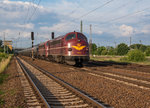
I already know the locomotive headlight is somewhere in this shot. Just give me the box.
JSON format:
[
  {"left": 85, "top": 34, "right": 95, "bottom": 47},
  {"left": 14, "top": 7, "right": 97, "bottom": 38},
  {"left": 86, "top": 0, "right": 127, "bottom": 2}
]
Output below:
[
  {"left": 68, "top": 43, "right": 72, "bottom": 56},
  {"left": 68, "top": 43, "right": 72, "bottom": 51},
  {"left": 68, "top": 43, "right": 71, "bottom": 48},
  {"left": 68, "top": 48, "right": 72, "bottom": 51}
]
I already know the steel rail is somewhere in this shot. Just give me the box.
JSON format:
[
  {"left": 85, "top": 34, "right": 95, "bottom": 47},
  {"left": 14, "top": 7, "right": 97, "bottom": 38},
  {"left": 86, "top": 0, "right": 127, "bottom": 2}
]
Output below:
[{"left": 16, "top": 57, "right": 51, "bottom": 108}]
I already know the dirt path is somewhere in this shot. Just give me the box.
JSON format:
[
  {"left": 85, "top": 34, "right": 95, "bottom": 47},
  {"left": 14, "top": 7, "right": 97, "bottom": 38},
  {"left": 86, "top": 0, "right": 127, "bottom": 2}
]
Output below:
[{"left": 0, "top": 57, "right": 27, "bottom": 108}]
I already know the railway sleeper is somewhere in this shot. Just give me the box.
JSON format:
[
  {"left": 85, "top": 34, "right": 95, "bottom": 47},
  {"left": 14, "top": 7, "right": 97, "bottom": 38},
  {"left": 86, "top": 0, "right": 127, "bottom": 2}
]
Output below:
[
  {"left": 50, "top": 104, "right": 91, "bottom": 108},
  {"left": 47, "top": 100, "right": 84, "bottom": 106},
  {"left": 43, "top": 93, "right": 73, "bottom": 96},
  {"left": 46, "top": 95, "right": 77, "bottom": 99},
  {"left": 45, "top": 97, "right": 80, "bottom": 102}
]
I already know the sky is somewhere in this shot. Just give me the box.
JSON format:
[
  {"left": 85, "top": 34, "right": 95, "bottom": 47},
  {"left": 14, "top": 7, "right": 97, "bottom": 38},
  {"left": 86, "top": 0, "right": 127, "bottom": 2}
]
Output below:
[{"left": 0, "top": 0, "right": 150, "bottom": 48}]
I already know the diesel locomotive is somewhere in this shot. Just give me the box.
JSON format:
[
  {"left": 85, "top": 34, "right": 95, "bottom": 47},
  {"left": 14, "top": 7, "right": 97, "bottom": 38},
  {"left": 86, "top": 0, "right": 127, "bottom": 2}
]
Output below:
[{"left": 19, "top": 31, "right": 89, "bottom": 66}]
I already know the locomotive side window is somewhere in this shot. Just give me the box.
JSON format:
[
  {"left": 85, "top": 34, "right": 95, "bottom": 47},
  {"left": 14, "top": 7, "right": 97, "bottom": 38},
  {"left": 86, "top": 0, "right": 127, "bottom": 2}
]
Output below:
[
  {"left": 65, "top": 34, "right": 76, "bottom": 41},
  {"left": 46, "top": 42, "right": 49, "bottom": 46},
  {"left": 77, "top": 33, "right": 87, "bottom": 41},
  {"left": 51, "top": 40, "right": 61, "bottom": 45}
]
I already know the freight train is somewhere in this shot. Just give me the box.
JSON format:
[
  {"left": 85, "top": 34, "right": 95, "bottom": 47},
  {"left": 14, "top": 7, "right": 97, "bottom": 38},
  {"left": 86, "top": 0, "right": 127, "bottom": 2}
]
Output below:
[{"left": 19, "top": 31, "right": 89, "bottom": 66}]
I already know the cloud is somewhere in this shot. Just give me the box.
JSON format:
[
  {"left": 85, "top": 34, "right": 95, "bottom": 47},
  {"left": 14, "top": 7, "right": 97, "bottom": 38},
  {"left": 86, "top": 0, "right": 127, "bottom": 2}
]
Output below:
[
  {"left": 14, "top": 23, "right": 34, "bottom": 29},
  {"left": 40, "top": 20, "right": 80, "bottom": 35},
  {"left": 92, "top": 27, "right": 103, "bottom": 35},
  {"left": 141, "top": 25, "right": 150, "bottom": 34},
  {"left": 0, "top": 0, "right": 59, "bottom": 37},
  {"left": 119, "top": 24, "right": 134, "bottom": 36},
  {"left": 0, "top": 0, "right": 150, "bottom": 47}
]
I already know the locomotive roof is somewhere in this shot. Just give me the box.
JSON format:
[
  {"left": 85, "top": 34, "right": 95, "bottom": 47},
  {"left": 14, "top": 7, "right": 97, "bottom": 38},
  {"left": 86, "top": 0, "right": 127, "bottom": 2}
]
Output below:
[
  {"left": 51, "top": 35, "right": 64, "bottom": 41},
  {"left": 48, "top": 31, "right": 82, "bottom": 42}
]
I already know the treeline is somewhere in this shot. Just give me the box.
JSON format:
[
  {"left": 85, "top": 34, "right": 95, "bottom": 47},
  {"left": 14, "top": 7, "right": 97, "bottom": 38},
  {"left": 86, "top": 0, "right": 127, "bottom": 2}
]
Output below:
[
  {"left": 0, "top": 40, "right": 13, "bottom": 54},
  {"left": 92, "top": 43, "right": 150, "bottom": 56}
]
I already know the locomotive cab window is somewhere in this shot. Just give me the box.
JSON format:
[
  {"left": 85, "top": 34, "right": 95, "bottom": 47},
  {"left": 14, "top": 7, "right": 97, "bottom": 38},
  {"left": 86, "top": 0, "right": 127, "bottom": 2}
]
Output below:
[
  {"left": 65, "top": 34, "right": 76, "bottom": 41},
  {"left": 77, "top": 33, "right": 87, "bottom": 41}
]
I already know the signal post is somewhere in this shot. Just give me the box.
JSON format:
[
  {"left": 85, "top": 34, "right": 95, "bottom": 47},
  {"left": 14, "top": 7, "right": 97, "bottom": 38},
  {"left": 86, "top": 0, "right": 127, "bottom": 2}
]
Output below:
[{"left": 31, "top": 32, "right": 34, "bottom": 61}]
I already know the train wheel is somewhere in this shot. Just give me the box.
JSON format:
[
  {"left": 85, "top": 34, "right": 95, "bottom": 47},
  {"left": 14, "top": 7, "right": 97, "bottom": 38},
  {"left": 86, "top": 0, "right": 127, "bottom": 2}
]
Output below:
[
  {"left": 61, "top": 56, "right": 65, "bottom": 64},
  {"left": 75, "top": 61, "right": 83, "bottom": 67}
]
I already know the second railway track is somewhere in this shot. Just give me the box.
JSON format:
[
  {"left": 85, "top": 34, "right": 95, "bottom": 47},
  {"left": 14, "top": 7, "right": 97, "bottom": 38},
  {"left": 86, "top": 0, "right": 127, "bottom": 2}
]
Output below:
[{"left": 16, "top": 57, "right": 110, "bottom": 108}]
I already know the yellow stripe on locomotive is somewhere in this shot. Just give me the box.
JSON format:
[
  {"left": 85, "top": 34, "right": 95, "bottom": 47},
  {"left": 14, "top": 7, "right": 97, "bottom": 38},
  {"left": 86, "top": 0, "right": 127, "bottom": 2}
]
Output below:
[{"left": 72, "top": 43, "right": 86, "bottom": 51}]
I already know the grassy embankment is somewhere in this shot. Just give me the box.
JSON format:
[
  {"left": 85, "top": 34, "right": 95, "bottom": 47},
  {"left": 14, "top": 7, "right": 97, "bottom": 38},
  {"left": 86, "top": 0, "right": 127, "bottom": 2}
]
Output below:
[
  {"left": 0, "top": 53, "right": 12, "bottom": 106},
  {"left": 90, "top": 55, "right": 150, "bottom": 65},
  {"left": 0, "top": 53, "right": 12, "bottom": 73}
]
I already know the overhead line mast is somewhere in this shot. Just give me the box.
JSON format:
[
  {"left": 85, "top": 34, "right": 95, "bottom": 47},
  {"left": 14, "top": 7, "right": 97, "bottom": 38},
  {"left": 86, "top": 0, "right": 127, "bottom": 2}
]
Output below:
[
  {"left": 80, "top": 20, "right": 83, "bottom": 33},
  {"left": 89, "top": 24, "right": 92, "bottom": 56},
  {"left": 3, "top": 32, "right": 5, "bottom": 53}
]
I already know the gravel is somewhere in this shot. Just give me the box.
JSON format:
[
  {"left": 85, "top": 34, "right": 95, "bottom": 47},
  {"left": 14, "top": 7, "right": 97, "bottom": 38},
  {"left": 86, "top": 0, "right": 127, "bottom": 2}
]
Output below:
[{"left": 22, "top": 56, "right": 150, "bottom": 108}]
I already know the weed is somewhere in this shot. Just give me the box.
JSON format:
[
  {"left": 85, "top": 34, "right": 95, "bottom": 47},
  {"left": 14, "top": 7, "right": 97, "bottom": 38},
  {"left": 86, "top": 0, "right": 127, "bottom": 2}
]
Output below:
[
  {"left": 0, "top": 98, "right": 5, "bottom": 105},
  {"left": 0, "top": 73, "right": 9, "bottom": 84},
  {"left": 10, "top": 89, "right": 16, "bottom": 96},
  {"left": 0, "top": 90, "right": 4, "bottom": 95},
  {"left": 0, "top": 56, "right": 12, "bottom": 73}
]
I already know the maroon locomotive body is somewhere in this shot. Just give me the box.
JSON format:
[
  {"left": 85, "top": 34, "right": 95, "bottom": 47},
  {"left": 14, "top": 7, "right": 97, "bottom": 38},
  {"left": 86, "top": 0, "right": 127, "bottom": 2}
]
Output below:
[{"left": 20, "top": 31, "right": 89, "bottom": 66}]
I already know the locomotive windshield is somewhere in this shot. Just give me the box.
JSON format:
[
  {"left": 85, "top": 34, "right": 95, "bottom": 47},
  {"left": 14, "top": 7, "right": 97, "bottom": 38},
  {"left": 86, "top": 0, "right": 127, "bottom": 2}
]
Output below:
[
  {"left": 77, "top": 33, "right": 87, "bottom": 41},
  {"left": 65, "top": 34, "right": 76, "bottom": 41}
]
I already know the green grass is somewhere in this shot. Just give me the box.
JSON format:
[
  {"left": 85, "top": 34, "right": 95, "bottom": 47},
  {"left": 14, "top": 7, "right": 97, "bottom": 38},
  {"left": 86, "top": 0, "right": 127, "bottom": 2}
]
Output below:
[
  {"left": 0, "top": 54, "right": 12, "bottom": 107},
  {"left": 0, "top": 53, "right": 9, "bottom": 59},
  {"left": 91, "top": 55, "right": 150, "bottom": 65},
  {"left": 0, "top": 53, "right": 10, "bottom": 62},
  {"left": 0, "top": 98, "right": 5, "bottom": 105},
  {"left": 90, "top": 55, "right": 122, "bottom": 62},
  {"left": 0, "top": 90, "right": 5, "bottom": 106},
  {"left": 0, "top": 90, "right": 4, "bottom": 95},
  {"left": 0, "top": 55, "right": 12, "bottom": 73}
]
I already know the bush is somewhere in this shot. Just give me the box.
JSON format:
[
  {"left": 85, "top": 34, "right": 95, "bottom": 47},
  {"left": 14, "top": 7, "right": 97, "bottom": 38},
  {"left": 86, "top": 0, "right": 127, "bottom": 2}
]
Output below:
[
  {"left": 108, "top": 48, "right": 116, "bottom": 55},
  {"left": 0, "top": 48, "right": 3, "bottom": 53},
  {"left": 101, "top": 50, "right": 107, "bottom": 55},
  {"left": 127, "top": 50, "right": 145, "bottom": 62},
  {"left": 145, "top": 47, "right": 150, "bottom": 56},
  {"left": 0, "top": 53, "right": 8, "bottom": 59}
]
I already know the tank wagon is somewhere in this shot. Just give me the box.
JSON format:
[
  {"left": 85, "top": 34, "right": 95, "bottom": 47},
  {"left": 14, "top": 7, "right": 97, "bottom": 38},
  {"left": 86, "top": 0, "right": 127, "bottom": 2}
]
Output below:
[{"left": 19, "top": 31, "right": 89, "bottom": 66}]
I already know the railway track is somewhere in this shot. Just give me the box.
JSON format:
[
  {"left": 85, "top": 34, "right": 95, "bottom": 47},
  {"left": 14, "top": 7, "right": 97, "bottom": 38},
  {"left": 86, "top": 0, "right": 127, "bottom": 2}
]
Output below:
[
  {"left": 79, "top": 67, "right": 150, "bottom": 90},
  {"left": 16, "top": 57, "right": 110, "bottom": 108},
  {"left": 21, "top": 56, "right": 150, "bottom": 90},
  {"left": 57, "top": 61, "right": 150, "bottom": 90}
]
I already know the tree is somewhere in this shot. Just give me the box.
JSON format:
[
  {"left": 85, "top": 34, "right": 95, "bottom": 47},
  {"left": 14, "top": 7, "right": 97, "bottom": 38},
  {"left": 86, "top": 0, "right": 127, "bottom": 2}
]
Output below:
[
  {"left": 130, "top": 44, "right": 142, "bottom": 49},
  {"left": 101, "top": 49, "right": 107, "bottom": 55},
  {"left": 92, "top": 43, "right": 97, "bottom": 55},
  {"left": 139, "top": 45, "right": 147, "bottom": 52},
  {"left": 107, "top": 47, "right": 116, "bottom": 55},
  {"left": 130, "top": 44, "right": 147, "bottom": 52},
  {"left": 0, "top": 47, "right": 3, "bottom": 52},
  {"left": 0, "top": 40, "right": 2, "bottom": 47},
  {"left": 97, "top": 46, "right": 106, "bottom": 55},
  {"left": 117, "top": 43, "right": 129, "bottom": 55}
]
